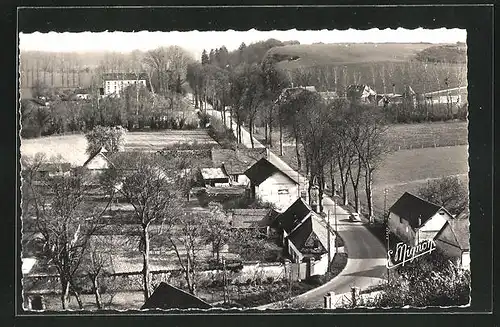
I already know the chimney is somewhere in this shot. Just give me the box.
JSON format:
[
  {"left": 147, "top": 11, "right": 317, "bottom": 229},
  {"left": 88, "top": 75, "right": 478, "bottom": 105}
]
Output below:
[{"left": 392, "top": 83, "right": 396, "bottom": 95}]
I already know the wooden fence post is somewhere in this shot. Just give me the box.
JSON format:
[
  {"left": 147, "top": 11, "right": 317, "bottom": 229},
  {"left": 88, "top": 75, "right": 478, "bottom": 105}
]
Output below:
[{"left": 351, "top": 287, "right": 360, "bottom": 308}]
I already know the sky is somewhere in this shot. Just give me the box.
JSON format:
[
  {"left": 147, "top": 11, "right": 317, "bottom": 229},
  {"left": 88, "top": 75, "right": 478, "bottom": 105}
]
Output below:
[{"left": 19, "top": 28, "right": 466, "bottom": 58}]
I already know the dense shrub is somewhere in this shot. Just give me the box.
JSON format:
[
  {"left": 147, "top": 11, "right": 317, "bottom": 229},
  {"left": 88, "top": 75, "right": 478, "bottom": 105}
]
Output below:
[{"left": 366, "top": 251, "right": 470, "bottom": 307}]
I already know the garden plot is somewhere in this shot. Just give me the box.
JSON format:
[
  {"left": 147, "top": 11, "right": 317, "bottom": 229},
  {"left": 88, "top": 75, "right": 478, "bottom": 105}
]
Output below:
[{"left": 20, "top": 129, "right": 218, "bottom": 165}]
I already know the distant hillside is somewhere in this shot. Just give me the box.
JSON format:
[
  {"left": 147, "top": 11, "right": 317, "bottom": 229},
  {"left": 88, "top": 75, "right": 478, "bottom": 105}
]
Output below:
[
  {"left": 263, "top": 43, "right": 467, "bottom": 94},
  {"left": 265, "top": 43, "right": 436, "bottom": 70},
  {"left": 415, "top": 44, "right": 467, "bottom": 63}
]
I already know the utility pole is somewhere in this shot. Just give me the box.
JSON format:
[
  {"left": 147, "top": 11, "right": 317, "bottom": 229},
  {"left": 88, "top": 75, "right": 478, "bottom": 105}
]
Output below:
[
  {"left": 334, "top": 202, "right": 338, "bottom": 254},
  {"left": 384, "top": 188, "right": 389, "bottom": 283},
  {"left": 327, "top": 210, "right": 331, "bottom": 272},
  {"left": 222, "top": 256, "right": 228, "bottom": 304}
]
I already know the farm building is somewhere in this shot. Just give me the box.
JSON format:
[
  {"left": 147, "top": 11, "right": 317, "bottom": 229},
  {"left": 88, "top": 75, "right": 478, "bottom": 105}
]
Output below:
[
  {"left": 434, "top": 207, "right": 470, "bottom": 270},
  {"left": 35, "top": 162, "right": 72, "bottom": 179},
  {"left": 200, "top": 167, "right": 230, "bottom": 187},
  {"left": 244, "top": 157, "right": 300, "bottom": 210},
  {"left": 422, "top": 86, "right": 468, "bottom": 106},
  {"left": 82, "top": 148, "right": 160, "bottom": 175},
  {"left": 102, "top": 72, "right": 148, "bottom": 97},
  {"left": 229, "top": 208, "right": 278, "bottom": 236},
  {"left": 211, "top": 148, "right": 267, "bottom": 185},
  {"left": 346, "top": 84, "right": 377, "bottom": 103},
  {"left": 388, "top": 192, "right": 454, "bottom": 246},
  {"left": 285, "top": 213, "right": 336, "bottom": 276},
  {"left": 141, "top": 282, "right": 212, "bottom": 310}
]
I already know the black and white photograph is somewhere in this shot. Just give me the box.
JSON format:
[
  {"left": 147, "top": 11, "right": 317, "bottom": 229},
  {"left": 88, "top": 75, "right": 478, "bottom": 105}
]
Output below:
[{"left": 18, "top": 27, "right": 472, "bottom": 312}]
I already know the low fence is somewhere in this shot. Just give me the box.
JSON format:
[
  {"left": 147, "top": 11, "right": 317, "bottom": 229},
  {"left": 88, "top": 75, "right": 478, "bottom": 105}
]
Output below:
[{"left": 23, "top": 260, "right": 308, "bottom": 296}]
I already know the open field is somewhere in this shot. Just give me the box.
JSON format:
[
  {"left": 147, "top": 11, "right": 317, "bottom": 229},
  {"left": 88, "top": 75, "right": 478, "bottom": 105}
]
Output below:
[
  {"left": 267, "top": 43, "right": 435, "bottom": 69},
  {"left": 255, "top": 121, "right": 468, "bottom": 150},
  {"left": 20, "top": 130, "right": 218, "bottom": 166},
  {"left": 280, "top": 145, "right": 469, "bottom": 219}
]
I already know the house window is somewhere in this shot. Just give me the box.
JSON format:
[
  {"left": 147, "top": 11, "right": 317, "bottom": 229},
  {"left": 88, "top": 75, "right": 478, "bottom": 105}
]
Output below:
[{"left": 278, "top": 189, "right": 289, "bottom": 195}]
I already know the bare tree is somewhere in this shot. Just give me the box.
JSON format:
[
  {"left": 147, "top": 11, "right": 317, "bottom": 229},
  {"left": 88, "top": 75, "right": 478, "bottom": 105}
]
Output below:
[
  {"left": 102, "top": 152, "right": 185, "bottom": 301},
  {"left": 204, "top": 202, "right": 230, "bottom": 263},
  {"left": 349, "top": 105, "right": 390, "bottom": 221},
  {"left": 165, "top": 212, "right": 207, "bottom": 295},
  {"left": 22, "top": 160, "right": 113, "bottom": 309}
]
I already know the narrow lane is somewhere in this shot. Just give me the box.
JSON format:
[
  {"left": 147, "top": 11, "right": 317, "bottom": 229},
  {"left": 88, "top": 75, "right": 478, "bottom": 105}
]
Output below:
[{"left": 205, "top": 106, "right": 388, "bottom": 308}]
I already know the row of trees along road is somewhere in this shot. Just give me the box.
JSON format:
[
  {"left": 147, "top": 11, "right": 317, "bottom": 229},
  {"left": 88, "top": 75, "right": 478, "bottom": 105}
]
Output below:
[{"left": 278, "top": 88, "right": 390, "bottom": 221}]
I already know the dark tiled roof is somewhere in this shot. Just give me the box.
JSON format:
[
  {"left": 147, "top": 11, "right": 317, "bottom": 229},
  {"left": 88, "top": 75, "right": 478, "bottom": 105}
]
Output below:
[
  {"left": 276, "top": 198, "right": 313, "bottom": 233},
  {"left": 448, "top": 218, "right": 470, "bottom": 250},
  {"left": 287, "top": 214, "right": 334, "bottom": 256},
  {"left": 244, "top": 157, "right": 296, "bottom": 186},
  {"left": 389, "top": 192, "right": 446, "bottom": 229},
  {"left": 102, "top": 72, "right": 148, "bottom": 81},
  {"left": 231, "top": 209, "right": 272, "bottom": 228},
  {"left": 211, "top": 148, "right": 267, "bottom": 175},
  {"left": 141, "top": 282, "right": 212, "bottom": 310}
]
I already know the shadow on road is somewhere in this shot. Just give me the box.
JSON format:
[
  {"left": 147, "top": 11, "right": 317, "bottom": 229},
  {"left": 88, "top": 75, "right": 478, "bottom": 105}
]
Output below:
[{"left": 342, "top": 264, "right": 388, "bottom": 279}]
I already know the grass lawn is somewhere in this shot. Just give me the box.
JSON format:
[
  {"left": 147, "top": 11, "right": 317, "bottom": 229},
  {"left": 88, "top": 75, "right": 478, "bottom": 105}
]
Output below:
[{"left": 20, "top": 129, "right": 218, "bottom": 166}]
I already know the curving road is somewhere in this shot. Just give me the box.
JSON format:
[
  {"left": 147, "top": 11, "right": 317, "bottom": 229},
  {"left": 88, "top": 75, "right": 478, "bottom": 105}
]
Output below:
[{"left": 203, "top": 103, "right": 388, "bottom": 309}]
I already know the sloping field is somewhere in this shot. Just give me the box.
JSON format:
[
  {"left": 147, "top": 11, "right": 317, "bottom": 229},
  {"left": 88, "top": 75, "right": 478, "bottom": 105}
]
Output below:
[
  {"left": 280, "top": 145, "right": 468, "bottom": 219},
  {"left": 256, "top": 121, "right": 468, "bottom": 150},
  {"left": 20, "top": 130, "right": 218, "bottom": 166},
  {"left": 268, "top": 43, "right": 435, "bottom": 69},
  {"left": 266, "top": 43, "right": 466, "bottom": 94}
]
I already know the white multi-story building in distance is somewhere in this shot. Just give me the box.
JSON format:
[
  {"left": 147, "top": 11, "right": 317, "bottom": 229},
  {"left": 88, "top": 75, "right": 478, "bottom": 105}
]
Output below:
[{"left": 102, "top": 73, "right": 148, "bottom": 96}]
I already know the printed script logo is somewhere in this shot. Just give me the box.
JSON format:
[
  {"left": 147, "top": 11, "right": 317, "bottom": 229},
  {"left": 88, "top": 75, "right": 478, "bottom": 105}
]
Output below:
[{"left": 386, "top": 240, "right": 436, "bottom": 269}]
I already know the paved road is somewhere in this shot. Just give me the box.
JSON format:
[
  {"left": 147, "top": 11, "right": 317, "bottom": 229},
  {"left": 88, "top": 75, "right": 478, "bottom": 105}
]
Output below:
[{"left": 204, "top": 105, "right": 388, "bottom": 309}]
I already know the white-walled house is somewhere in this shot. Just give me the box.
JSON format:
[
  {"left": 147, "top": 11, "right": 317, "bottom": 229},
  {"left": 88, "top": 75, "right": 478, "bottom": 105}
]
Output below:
[
  {"left": 244, "top": 157, "right": 299, "bottom": 210},
  {"left": 285, "top": 212, "right": 336, "bottom": 276},
  {"left": 103, "top": 73, "right": 148, "bottom": 97},
  {"left": 388, "top": 192, "right": 454, "bottom": 246}
]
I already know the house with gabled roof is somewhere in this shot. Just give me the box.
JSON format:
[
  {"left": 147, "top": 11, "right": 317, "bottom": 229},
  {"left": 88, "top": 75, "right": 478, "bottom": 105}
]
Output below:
[
  {"left": 244, "top": 157, "right": 299, "bottom": 210},
  {"left": 200, "top": 167, "right": 230, "bottom": 187},
  {"left": 388, "top": 192, "right": 454, "bottom": 246},
  {"left": 228, "top": 208, "right": 279, "bottom": 237},
  {"left": 285, "top": 213, "right": 336, "bottom": 276},
  {"left": 274, "top": 197, "right": 313, "bottom": 244},
  {"left": 211, "top": 148, "right": 267, "bottom": 185},
  {"left": 435, "top": 207, "right": 470, "bottom": 270},
  {"left": 141, "top": 282, "right": 212, "bottom": 310}
]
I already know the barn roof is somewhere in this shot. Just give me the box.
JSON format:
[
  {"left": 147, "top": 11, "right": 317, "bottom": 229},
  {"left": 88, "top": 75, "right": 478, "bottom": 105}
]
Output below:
[
  {"left": 389, "top": 192, "right": 451, "bottom": 229},
  {"left": 200, "top": 167, "right": 228, "bottom": 180},
  {"left": 230, "top": 209, "right": 273, "bottom": 228},
  {"left": 141, "top": 282, "right": 212, "bottom": 310},
  {"left": 211, "top": 148, "right": 267, "bottom": 175}
]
